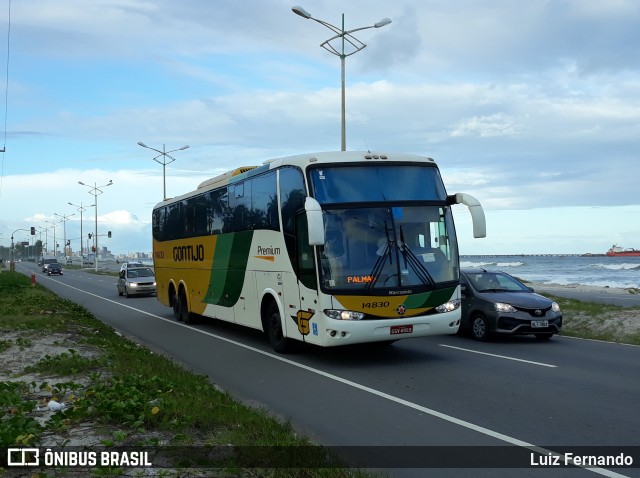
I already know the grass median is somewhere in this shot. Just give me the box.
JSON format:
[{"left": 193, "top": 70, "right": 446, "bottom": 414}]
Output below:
[
  {"left": 547, "top": 294, "right": 640, "bottom": 345},
  {"left": 0, "top": 272, "right": 377, "bottom": 477}
]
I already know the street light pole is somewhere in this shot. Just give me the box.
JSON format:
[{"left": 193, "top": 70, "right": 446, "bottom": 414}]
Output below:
[
  {"left": 69, "top": 202, "right": 94, "bottom": 257},
  {"left": 44, "top": 220, "right": 61, "bottom": 259},
  {"left": 54, "top": 212, "right": 75, "bottom": 262},
  {"left": 137, "top": 142, "right": 189, "bottom": 200},
  {"left": 292, "top": 5, "right": 391, "bottom": 151},
  {"left": 78, "top": 180, "right": 113, "bottom": 272}
]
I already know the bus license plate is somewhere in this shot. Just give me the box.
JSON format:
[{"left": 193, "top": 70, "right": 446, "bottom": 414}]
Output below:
[
  {"left": 390, "top": 325, "right": 413, "bottom": 335},
  {"left": 531, "top": 320, "right": 548, "bottom": 328}
]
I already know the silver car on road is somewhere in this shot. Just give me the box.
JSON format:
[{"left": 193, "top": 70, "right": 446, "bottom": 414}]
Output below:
[{"left": 117, "top": 266, "right": 157, "bottom": 297}]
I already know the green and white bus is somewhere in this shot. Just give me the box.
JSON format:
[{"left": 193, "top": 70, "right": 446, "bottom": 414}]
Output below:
[{"left": 152, "top": 151, "right": 486, "bottom": 352}]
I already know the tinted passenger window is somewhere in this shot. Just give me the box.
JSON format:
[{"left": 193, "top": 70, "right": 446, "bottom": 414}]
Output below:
[{"left": 251, "top": 172, "right": 279, "bottom": 231}]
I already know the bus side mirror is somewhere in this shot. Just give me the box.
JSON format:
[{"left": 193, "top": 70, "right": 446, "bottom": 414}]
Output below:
[
  {"left": 448, "top": 193, "right": 486, "bottom": 238},
  {"left": 305, "top": 197, "right": 325, "bottom": 246}
]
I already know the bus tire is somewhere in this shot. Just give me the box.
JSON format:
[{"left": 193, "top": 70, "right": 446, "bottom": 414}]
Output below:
[
  {"left": 266, "top": 304, "right": 289, "bottom": 353},
  {"left": 179, "top": 290, "right": 195, "bottom": 325},
  {"left": 171, "top": 292, "right": 182, "bottom": 321}
]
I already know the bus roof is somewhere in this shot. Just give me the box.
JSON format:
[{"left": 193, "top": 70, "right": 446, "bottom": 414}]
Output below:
[{"left": 154, "top": 151, "right": 437, "bottom": 209}]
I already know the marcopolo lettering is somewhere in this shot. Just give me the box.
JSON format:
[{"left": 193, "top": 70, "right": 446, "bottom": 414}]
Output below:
[{"left": 173, "top": 244, "right": 205, "bottom": 262}]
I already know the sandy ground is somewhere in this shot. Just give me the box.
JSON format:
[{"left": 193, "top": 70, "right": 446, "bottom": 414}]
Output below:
[
  {"left": 530, "top": 282, "right": 640, "bottom": 298},
  {"left": 1, "top": 330, "right": 211, "bottom": 476},
  {"left": 529, "top": 282, "right": 640, "bottom": 336}
]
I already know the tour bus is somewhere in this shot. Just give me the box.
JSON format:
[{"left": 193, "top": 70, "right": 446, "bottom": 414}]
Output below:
[{"left": 152, "top": 151, "right": 486, "bottom": 352}]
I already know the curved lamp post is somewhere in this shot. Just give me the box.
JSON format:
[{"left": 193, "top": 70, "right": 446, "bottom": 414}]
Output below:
[
  {"left": 292, "top": 5, "right": 391, "bottom": 151},
  {"left": 137, "top": 142, "right": 189, "bottom": 200},
  {"left": 78, "top": 179, "right": 113, "bottom": 271}
]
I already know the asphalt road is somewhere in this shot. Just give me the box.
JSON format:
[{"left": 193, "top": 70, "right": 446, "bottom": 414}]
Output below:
[{"left": 13, "top": 263, "right": 640, "bottom": 478}]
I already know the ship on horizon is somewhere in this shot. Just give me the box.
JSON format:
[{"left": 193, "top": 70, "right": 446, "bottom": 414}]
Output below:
[{"left": 606, "top": 244, "right": 640, "bottom": 257}]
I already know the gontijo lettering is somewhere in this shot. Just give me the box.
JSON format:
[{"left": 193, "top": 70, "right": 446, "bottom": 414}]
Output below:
[{"left": 173, "top": 244, "right": 205, "bottom": 262}]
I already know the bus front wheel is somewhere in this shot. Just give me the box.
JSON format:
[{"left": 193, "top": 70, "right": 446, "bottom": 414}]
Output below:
[{"left": 266, "top": 305, "right": 289, "bottom": 353}]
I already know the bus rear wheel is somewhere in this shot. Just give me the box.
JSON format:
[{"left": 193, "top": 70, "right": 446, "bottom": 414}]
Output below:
[
  {"left": 172, "top": 293, "right": 181, "bottom": 320},
  {"left": 266, "top": 305, "right": 289, "bottom": 353},
  {"left": 179, "top": 290, "right": 195, "bottom": 325}
]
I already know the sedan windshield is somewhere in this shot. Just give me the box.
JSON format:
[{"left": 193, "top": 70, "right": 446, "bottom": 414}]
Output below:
[
  {"left": 128, "top": 267, "right": 155, "bottom": 278},
  {"left": 319, "top": 206, "right": 458, "bottom": 292},
  {"left": 465, "top": 272, "right": 530, "bottom": 293}
]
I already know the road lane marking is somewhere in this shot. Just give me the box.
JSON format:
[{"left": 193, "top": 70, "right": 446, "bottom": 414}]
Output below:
[
  {"left": 31, "top": 271, "right": 627, "bottom": 477},
  {"left": 439, "top": 344, "right": 558, "bottom": 368}
]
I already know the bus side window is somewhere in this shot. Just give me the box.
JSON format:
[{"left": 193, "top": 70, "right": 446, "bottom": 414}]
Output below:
[{"left": 295, "top": 212, "right": 317, "bottom": 290}]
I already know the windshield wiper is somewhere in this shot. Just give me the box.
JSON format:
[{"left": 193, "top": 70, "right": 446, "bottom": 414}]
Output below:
[
  {"left": 397, "top": 226, "right": 436, "bottom": 289},
  {"left": 367, "top": 220, "right": 395, "bottom": 290}
]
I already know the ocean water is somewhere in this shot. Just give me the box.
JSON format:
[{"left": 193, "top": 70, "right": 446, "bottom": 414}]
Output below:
[{"left": 461, "top": 255, "right": 640, "bottom": 289}]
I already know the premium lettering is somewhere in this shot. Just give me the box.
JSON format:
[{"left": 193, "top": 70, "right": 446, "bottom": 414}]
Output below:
[{"left": 257, "top": 245, "right": 280, "bottom": 255}]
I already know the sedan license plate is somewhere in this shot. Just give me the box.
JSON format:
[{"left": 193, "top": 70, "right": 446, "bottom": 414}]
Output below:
[
  {"left": 531, "top": 320, "right": 548, "bottom": 328},
  {"left": 390, "top": 325, "right": 413, "bottom": 335}
]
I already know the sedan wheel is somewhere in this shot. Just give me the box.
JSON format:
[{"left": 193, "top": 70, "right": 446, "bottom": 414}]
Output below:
[{"left": 471, "top": 314, "right": 490, "bottom": 341}]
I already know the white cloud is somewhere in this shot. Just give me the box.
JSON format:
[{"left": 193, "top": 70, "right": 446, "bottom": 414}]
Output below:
[{"left": 1, "top": 0, "right": 639, "bottom": 256}]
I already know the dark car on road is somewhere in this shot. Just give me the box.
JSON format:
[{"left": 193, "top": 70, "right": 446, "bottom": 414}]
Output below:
[
  {"left": 46, "top": 262, "right": 63, "bottom": 276},
  {"left": 459, "top": 268, "right": 562, "bottom": 341}
]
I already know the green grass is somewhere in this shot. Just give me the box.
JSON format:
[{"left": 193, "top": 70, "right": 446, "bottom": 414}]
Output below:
[
  {"left": 547, "top": 294, "right": 640, "bottom": 345},
  {"left": 0, "top": 272, "right": 377, "bottom": 477}
]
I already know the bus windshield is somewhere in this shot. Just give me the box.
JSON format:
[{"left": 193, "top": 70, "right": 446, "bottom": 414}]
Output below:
[
  {"left": 309, "top": 164, "right": 447, "bottom": 204},
  {"left": 319, "top": 205, "right": 459, "bottom": 292}
]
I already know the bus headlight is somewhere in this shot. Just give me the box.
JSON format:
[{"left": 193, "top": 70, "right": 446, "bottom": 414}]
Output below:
[
  {"left": 435, "top": 299, "right": 460, "bottom": 313},
  {"left": 325, "top": 309, "right": 365, "bottom": 320}
]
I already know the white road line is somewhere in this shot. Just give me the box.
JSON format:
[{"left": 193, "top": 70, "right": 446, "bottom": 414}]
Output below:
[
  {"left": 439, "top": 344, "right": 558, "bottom": 368},
  {"left": 39, "top": 273, "right": 627, "bottom": 477}
]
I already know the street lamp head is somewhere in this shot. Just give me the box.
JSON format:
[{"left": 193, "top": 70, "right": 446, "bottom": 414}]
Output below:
[
  {"left": 374, "top": 18, "right": 392, "bottom": 28},
  {"left": 292, "top": 5, "right": 312, "bottom": 19},
  {"left": 137, "top": 141, "right": 148, "bottom": 148},
  {"left": 78, "top": 181, "right": 86, "bottom": 186},
  {"left": 107, "top": 180, "right": 113, "bottom": 186},
  {"left": 178, "top": 145, "right": 190, "bottom": 151}
]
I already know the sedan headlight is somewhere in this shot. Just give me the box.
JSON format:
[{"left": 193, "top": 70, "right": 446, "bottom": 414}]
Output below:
[
  {"left": 435, "top": 299, "right": 460, "bottom": 313},
  {"left": 494, "top": 302, "right": 517, "bottom": 313},
  {"left": 551, "top": 301, "right": 560, "bottom": 313},
  {"left": 325, "top": 309, "right": 365, "bottom": 320}
]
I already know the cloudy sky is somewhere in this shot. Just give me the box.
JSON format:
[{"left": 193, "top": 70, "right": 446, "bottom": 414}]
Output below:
[{"left": 0, "top": 0, "right": 638, "bottom": 256}]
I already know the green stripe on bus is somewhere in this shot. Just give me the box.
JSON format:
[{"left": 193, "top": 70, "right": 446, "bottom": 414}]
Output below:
[
  {"left": 404, "top": 286, "right": 456, "bottom": 309},
  {"left": 204, "top": 231, "right": 254, "bottom": 307}
]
